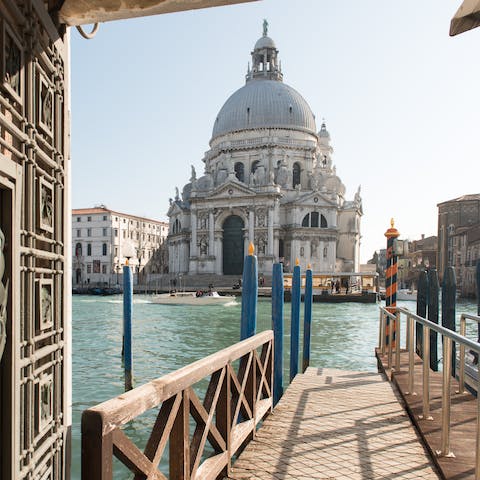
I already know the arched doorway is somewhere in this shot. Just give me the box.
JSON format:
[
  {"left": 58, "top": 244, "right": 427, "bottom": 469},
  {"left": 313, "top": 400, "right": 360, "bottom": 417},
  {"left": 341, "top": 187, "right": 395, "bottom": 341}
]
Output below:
[{"left": 223, "top": 215, "right": 244, "bottom": 275}]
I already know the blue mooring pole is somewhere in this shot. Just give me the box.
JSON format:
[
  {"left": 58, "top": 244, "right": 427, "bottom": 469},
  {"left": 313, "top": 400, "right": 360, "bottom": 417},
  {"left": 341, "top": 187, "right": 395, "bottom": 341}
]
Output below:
[
  {"left": 241, "top": 243, "right": 258, "bottom": 341},
  {"left": 290, "top": 260, "right": 301, "bottom": 382},
  {"left": 123, "top": 263, "right": 133, "bottom": 391},
  {"left": 272, "top": 263, "right": 284, "bottom": 405},
  {"left": 302, "top": 266, "right": 313, "bottom": 373}
]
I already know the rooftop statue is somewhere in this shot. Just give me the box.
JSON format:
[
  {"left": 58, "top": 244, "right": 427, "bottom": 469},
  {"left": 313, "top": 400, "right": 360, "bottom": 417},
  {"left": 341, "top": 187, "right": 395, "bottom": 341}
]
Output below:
[{"left": 263, "top": 19, "right": 268, "bottom": 37}]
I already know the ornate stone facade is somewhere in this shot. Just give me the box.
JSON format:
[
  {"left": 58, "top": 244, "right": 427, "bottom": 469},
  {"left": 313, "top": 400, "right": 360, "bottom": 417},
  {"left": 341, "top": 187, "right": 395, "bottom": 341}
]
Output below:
[{"left": 168, "top": 25, "right": 362, "bottom": 276}]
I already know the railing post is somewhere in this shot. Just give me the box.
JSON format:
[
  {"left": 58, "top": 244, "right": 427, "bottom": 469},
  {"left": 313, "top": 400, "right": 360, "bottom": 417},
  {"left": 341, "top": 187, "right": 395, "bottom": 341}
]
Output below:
[
  {"left": 302, "top": 266, "right": 313, "bottom": 373},
  {"left": 81, "top": 410, "right": 113, "bottom": 480},
  {"left": 387, "top": 311, "right": 393, "bottom": 370},
  {"left": 420, "top": 324, "right": 433, "bottom": 420},
  {"left": 458, "top": 315, "right": 466, "bottom": 394},
  {"left": 217, "top": 365, "right": 231, "bottom": 476},
  {"left": 476, "top": 370, "right": 480, "bottom": 480},
  {"left": 271, "top": 263, "right": 284, "bottom": 406},
  {"left": 379, "top": 309, "right": 384, "bottom": 353},
  {"left": 438, "top": 336, "right": 454, "bottom": 457},
  {"left": 406, "top": 313, "right": 415, "bottom": 395},
  {"left": 170, "top": 390, "right": 191, "bottom": 480},
  {"left": 290, "top": 260, "right": 301, "bottom": 382},
  {"left": 395, "top": 310, "right": 401, "bottom": 372}
]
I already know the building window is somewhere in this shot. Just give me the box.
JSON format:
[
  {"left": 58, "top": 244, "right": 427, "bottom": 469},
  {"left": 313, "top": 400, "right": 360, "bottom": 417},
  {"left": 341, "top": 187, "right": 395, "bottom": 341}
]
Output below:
[
  {"left": 114, "top": 229, "right": 118, "bottom": 237},
  {"left": 102, "top": 243, "right": 107, "bottom": 256},
  {"left": 75, "top": 243, "right": 82, "bottom": 256},
  {"left": 77, "top": 229, "right": 81, "bottom": 237},
  {"left": 77, "top": 217, "right": 81, "bottom": 222},
  {"left": 173, "top": 219, "right": 182, "bottom": 234},
  {"left": 103, "top": 215, "right": 107, "bottom": 221},
  {"left": 320, "top": 214, "right": 328, "bottom": 228},
  {"left": 87, "top": 216, "right": 91, "bottom": 222},
  {"left": 323, "top": 246, "right": 328, "bottom": 258},
  {"left": 235, "top": 162, "right": 245, "bottom": 182},
  {"left": 302, "top": 214, "right": 310, "bottom": 227},
  {"left": 311, "top": 212, "right": 319, "bottom": 228},
  {"left": 103, "top": 228, "right": 107, "bottom": 236},
  {"left": 102, "top": 264, "right": 107, "bottom": 274},
  {"left": 301, "top": 212, "right": 328, "bottom": 228},
  {"left": 123, "top": 231, "right": 126, "bottom": 239},
  {"left": 87, "top": 243, "right": 92, "bottom": 256},
  {"left": 114, "top": 247, "right": 118, "bottom": 257},
  {"left": 293, "top": 162, "right": 301, "bottom": 188},
  {"left": 87, "top": 264, "right": 91, "bottom": 274}
]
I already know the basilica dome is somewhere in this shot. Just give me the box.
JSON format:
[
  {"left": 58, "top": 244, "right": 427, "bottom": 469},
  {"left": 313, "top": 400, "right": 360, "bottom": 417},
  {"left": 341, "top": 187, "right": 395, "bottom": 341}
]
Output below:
[
  {"left": 211, "top": 80, "right": 317, "bottom": 140},
  {"left": 211, "top": 27, "right": 317, "bottom": 142}
]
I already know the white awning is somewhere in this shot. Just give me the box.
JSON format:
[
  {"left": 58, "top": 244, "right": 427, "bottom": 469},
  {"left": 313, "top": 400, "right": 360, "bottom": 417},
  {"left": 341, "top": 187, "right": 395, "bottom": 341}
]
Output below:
[
  {"left": 58, "top": 0, "right": 258, "bottom": 26},
  {"left": 450, "top": 0, "right": 480, "bottom": 36}
]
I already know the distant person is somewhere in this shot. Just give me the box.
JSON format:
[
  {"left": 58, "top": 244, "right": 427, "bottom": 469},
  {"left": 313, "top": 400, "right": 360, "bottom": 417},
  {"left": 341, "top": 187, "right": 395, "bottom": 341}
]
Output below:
[
  {"left": 335, "top": 280, "right": 340, "bottom": 293},
  {"left": 345, "top": 280, "right": 349, "bottom": 294}
]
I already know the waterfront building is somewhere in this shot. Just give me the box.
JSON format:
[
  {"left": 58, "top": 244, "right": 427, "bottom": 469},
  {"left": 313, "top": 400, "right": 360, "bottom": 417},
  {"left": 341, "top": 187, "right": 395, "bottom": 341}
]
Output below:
[
  {"left": 403, "top": 235, "right": 437, "bottom": 288},
  {"left": 168, "top": 24, "right": 363, "bottom": 277},
  {"left": 437, "top": 194, "right": 480, "bottom": 296},
  {"left": 72, "top": 206, "right": 169, "bottom": 286}
]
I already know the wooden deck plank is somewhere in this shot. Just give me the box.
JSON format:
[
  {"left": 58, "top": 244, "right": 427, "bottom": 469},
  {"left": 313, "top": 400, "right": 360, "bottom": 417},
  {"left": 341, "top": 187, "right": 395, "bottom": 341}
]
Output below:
[
  {"left": 377, "top": 348, "right": 479, "bottom": 480},
  {"left": 227, "top": 368, "right": 440, "bottom": 479}
]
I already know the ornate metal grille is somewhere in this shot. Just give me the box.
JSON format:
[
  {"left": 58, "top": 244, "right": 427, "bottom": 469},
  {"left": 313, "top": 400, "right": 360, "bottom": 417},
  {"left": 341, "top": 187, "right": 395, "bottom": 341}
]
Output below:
[{"left": 0, "top": 1, "right": 69, "bottom": 479}]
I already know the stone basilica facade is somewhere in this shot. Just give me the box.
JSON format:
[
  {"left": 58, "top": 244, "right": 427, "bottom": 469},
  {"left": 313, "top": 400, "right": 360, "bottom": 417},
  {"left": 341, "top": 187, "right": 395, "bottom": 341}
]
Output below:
[{"left": 167, "top": 24, "right": 362, "bottom": 276}]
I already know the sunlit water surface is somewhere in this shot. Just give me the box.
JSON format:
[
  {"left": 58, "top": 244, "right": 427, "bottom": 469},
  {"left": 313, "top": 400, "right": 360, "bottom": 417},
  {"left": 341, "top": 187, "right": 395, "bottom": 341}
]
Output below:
[{"left": 72, "top": 295, "right": 478, "bottom": 478}]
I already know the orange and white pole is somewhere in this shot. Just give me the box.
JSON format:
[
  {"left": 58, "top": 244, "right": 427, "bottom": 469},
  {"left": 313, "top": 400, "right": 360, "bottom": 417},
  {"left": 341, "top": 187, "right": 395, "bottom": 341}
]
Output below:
[{"left": 385, "top": 219, "right": 400, "bottom": 355}]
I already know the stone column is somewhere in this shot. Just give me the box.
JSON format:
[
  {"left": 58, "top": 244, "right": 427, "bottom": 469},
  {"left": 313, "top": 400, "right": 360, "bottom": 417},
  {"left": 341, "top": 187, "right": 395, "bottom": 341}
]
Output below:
[
  {"left": 268, "top": 207, "right": 274, "bottom": 256},
  {"left": 209, "top": 210, "right": 215, "bottom": 256},
  {"left": 191, "top": 210, "right": 197, "bottom": 257}
]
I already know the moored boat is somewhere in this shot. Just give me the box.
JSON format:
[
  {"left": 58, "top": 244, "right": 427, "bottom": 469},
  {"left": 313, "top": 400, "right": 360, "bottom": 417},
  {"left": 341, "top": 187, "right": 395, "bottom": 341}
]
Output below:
[
  {"left": 151, "top": 290, "right": 236, "bottom": 306},
  {"left": 396, "top": 289, "right": 417, "bottom": 301}
]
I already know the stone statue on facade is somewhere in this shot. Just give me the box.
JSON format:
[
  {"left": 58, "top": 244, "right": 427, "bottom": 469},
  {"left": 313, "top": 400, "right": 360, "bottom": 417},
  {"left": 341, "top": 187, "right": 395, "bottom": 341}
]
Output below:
[
  {"left": 175, "top": 187, "right": 180, "bottom": 201},
  {"left": 263, "top": 19, "right": 268, "bottom": 36},
  {"left": 190, "top": 165, "right": 197, "bottom": 182},
  {"left": 199, "top": 236, "right": 208, "bottom": 256},
  {"left": 276, "top": 158, "right": 289, "bottom": 187}
]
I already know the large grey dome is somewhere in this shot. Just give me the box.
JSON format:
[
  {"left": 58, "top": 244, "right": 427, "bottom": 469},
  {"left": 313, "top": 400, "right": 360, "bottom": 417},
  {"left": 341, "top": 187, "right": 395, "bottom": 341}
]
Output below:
[
  {"left": 211, "top": 79, "right": 317, "bottom": 140},
  {"left": 254, "top": 35, "right": 276, "bottom": 50}
]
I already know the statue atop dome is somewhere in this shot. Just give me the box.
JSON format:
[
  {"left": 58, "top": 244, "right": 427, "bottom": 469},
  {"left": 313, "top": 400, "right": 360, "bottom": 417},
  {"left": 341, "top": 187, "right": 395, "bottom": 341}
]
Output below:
[{"left": 263, "top": 19, "right": 268, "bottom": 37}]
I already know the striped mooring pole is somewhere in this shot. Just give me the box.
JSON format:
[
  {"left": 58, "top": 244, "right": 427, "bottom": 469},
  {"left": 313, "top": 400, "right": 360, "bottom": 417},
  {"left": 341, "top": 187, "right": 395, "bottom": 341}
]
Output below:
[{"left": 384, "top": 219, "right": 400, "bottom": 352}]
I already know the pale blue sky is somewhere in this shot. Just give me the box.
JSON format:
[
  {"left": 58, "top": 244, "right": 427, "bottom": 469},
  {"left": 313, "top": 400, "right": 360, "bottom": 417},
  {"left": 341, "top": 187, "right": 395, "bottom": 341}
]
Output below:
[{"left": 70, "top": 0, "right": 479, "bottom": 263}]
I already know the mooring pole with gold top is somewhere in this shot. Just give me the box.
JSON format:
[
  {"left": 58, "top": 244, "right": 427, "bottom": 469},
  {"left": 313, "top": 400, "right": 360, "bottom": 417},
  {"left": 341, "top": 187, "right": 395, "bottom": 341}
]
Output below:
[
  {"left": 385, "top": 219, "right": 400, "bottom": 364},
  {"left": 240, "top": 242, "right": 258, "bottom": 341},
  {"left": 302, "top": 264, "right": 313, "bottom": 373}
]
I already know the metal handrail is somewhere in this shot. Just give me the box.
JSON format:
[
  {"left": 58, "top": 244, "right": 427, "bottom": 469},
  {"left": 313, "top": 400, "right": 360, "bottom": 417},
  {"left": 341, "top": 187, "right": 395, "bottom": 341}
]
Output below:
[{"left": 378, "top": 306, "right": 480, "bottom": 477}]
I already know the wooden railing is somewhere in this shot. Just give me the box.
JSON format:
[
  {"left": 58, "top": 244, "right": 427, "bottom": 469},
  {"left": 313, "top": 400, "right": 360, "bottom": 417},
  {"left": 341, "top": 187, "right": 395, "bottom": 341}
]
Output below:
[{"left": 81, "top": 330, "right": 274, "bottom": 480}]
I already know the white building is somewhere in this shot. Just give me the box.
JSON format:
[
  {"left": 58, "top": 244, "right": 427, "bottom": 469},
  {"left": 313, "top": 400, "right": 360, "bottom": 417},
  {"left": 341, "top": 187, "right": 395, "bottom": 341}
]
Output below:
[
  {"left": 72, "top": 206, "right": 169, "bottom": 286},
  {"left": 168, "top": 24, "right": 362, "bottom": 276}
]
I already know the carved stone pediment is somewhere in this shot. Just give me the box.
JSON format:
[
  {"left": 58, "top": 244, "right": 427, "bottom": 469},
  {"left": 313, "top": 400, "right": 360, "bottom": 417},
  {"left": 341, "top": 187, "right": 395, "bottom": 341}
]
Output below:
[
  {"left": 209, "top": 181, "right": 255, "bottom": 200},
  {"left": 289, "top": 191, "right": 337, "bottom": 207}
]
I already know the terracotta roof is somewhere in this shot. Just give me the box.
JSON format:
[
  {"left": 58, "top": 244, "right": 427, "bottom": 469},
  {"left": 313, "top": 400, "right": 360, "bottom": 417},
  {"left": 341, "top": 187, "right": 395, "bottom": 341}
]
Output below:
[{"left": 72, "top": 208, "right": 168, "bottom": 225}]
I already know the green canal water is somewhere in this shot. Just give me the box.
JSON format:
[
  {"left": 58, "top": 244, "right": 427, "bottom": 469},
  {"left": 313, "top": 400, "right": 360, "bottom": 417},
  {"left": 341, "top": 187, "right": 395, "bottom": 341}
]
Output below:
[{"left": 71, "top": 295, "right": 478, "bottom": 479}]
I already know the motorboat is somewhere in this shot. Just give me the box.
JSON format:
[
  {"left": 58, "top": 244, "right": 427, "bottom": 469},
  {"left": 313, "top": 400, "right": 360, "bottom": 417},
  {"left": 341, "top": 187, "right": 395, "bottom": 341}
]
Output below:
[
  {"left": 396, "top": 289, "right": 417, "bottom": 301},
  {"left": 151, "top": 290, "right": 236, "bottom": 306}
]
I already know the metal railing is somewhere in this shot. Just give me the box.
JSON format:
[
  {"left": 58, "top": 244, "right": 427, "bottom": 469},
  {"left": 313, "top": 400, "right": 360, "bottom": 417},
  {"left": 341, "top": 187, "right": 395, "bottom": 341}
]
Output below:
[
  {"left": 378, "top": 307, "right": 480, "bottom": 477},
  {"left": 81, "top": 330, "right": 273, "bottom": 480}
]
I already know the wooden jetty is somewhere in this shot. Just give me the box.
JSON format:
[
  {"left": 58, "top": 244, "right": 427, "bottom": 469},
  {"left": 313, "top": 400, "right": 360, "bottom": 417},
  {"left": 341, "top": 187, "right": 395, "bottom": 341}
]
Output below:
[{"left": 229, "top": 367, "right": 439, "bottom": 479}]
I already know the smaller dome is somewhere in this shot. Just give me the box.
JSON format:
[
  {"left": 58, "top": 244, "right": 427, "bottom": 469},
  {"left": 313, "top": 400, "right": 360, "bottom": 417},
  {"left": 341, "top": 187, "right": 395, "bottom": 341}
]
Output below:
[
  {"left": 254, "top": 35, "right": 276, "bottom": 50},
  {"left": 319, "top": 121, "right": 330, "bottom": 139}
]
